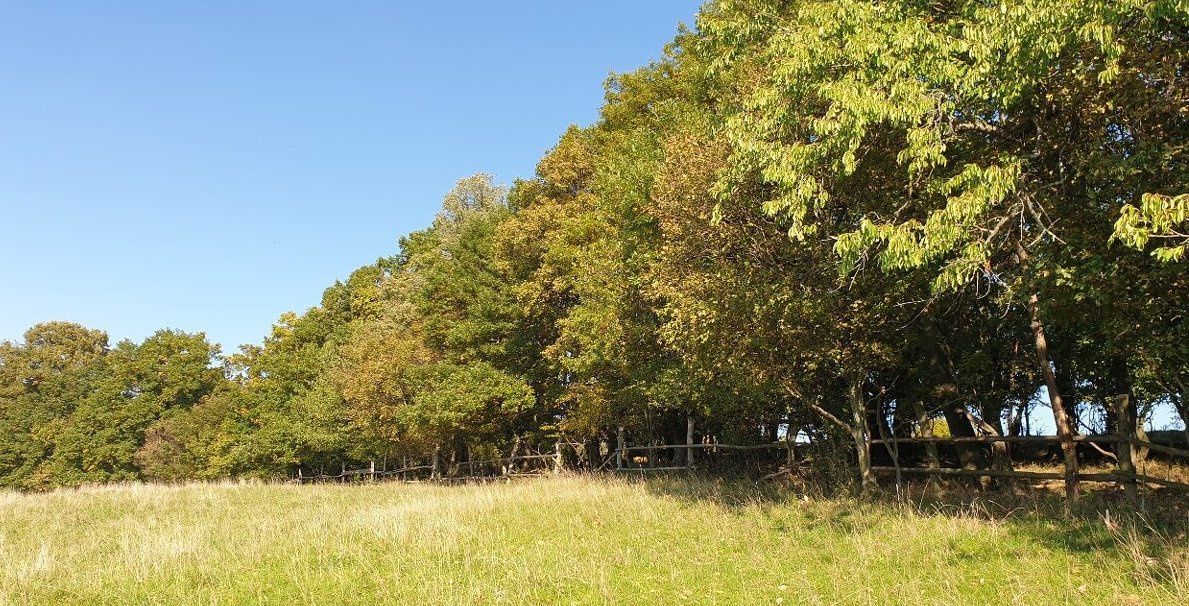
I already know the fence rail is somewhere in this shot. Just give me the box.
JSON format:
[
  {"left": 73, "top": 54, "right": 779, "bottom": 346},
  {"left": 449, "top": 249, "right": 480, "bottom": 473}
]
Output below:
[
  {"left": 857, "top": 393, "right": 1189, "bottom": 510},
  {"left": 620, "top": 442, "right": 789, "bottom": 452},
  {"left": 870, "top": 466, "right": 1123, "bottom": 482},
  {"left": 295, "top": 433, "right": 1186, "bottom": 486},
  {"left": 868, "top": 434, "right": 1120, "bottom": 445},
  {"left": 291, "top": 408, "right": 1187, "bottom": 508},
  {"left": 295, "top": 452, "right": 562, "bottom": 484},
  {"left": 1135, "top": 439, "right": 1189, "bottom": 459},
  {"left": 610, "top": 424, "right": 1188, "bottom": 503}
]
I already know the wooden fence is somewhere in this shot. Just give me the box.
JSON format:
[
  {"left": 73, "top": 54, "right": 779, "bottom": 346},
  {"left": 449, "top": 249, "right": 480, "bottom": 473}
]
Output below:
[
  {"left": 867, "top": 434, "right": 1189, "bottom": 492},
  {"left": 295, "top": 451, "right": 564, "bottom": 484},
  {"left": 864, "top": 392, "right": 1189, "bottom": 509},
  {"left": 295, "top": 434, "right": 1187, "bottom": 489},
  {"left": 294, "top": 409, "right": 1188, "bottom": 512},
  {"left": 611, "top": 415, "right": 1189, "bottom": 511},
  {"left": 610, "top": 433, "right": 1188, "bottom": 479}
]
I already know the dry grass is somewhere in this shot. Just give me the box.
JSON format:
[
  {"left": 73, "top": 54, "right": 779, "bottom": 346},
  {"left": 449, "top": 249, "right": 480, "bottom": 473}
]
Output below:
[{"left": 0, "top": 475, "right": 1185, "bottom": 605}]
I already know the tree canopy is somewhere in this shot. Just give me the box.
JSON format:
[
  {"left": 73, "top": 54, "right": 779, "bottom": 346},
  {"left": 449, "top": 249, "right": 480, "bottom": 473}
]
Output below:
[{"left": 1, "top": 0, "right": 1185, "bottom": 488}]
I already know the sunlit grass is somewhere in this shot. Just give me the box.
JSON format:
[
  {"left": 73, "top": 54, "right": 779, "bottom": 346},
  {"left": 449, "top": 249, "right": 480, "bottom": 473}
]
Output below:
[{"left": 0, "top": 476, "right": 1184, "bottom": 605}]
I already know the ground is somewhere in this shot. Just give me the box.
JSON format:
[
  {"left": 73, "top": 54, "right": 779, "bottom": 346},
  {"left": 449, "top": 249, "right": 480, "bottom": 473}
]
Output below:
[{"left": 0, "top": 475, "right": 1185, "bottom": 605}]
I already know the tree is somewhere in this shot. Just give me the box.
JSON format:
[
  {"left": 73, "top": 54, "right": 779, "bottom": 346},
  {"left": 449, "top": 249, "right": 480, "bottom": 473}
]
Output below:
[
  {"left": 42, "top": 330, "right": 221, "bottom": 486},
  {"left": 694, "top": 0, "right": 1188, "bottom": 496},
  {"left": 0, "top": 322, "right": 109, "bottom": 488}
]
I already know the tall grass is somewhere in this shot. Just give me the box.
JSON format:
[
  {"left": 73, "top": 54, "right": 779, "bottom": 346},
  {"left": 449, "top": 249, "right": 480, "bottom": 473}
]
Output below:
[{"left": 0, "top": 476, "right": 1184, "bottom": 605}]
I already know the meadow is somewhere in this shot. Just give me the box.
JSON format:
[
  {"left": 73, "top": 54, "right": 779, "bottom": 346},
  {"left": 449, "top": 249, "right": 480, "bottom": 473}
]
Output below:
[{"left": 1, "top": 475, "right": 1185, "bottom": 605}]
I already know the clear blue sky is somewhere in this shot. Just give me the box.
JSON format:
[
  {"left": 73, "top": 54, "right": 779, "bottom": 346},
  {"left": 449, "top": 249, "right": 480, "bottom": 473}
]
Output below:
[{"left": 0, "top": 1, "right": 702, "bottom": 353}]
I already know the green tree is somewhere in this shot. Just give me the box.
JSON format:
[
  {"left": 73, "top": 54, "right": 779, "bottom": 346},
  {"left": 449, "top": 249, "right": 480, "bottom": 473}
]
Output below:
[
  {"left": 0, "top": 322, "right": 109, "bottom": 488},
  {"left": 40, "top": 330, "right": 222, "bottom": 486}
]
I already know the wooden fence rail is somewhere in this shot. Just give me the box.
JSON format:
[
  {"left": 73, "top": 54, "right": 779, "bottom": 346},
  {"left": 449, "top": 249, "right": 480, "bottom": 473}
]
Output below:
[
  {"left": 620, "top": 442, "right": 788, "bottom": 452},
  {"left": 293, "top": 435, "right": 1187, "bottom": 497},
  {"left": 870, "top": 467, "right": 1124, "bottom": 482},
  {"left": 292, "top": 407, "right": 1186, "bottom": 510},
  {"left": 608, "top": 418, "right": 1187, "bottom": 506},
  {"left": 1134, "top": 439, "right": 1189, "bottom": 459},
  {"left": 859, "top": 393, "right": 1189, "bottom": 510},
  {"left": 295, "top": 452, "right": 562, "bottom": 484},
  {"left": 868, "top": 435, "right": 1120, "bottom": 445}
]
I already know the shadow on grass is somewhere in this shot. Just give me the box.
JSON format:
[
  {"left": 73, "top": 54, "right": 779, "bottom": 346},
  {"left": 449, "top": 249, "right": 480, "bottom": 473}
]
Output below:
[{"left": 627, "top": 470, "right": 1188, "bottom": 564}]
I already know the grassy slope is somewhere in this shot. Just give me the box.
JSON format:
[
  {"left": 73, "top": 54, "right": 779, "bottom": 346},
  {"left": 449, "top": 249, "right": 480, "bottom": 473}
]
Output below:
[{"left": 0, "top": 476, "right": 1184, "bottom": 605}]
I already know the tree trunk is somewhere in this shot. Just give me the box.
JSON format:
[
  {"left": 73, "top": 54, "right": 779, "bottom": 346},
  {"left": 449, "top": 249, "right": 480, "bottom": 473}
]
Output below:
[
  {"left": 964, "top": 408, "right": 1014, "bottom": 488},
  {"left": 1134, "top": 406, "right": 1151, "bottom": 463},
  {"left": 1106, "top": 355, "right": 1134, "bottom": 453},
  {"left": 1165, "top": 378, "right": 1189, "bottom": 447},
  {"left": 913, "top": 401, "right": 941, "bottom": 474},
  {"left": 873, "top": 398, "right": 902, "bottom": 495},
  {"left": 685, "top": 415, "right": 695, "bottom": 468},
  {"left": 1113, "top": 394, "right": 1138, "bottom": 504},
  {"left": 1175, "top": 390, "right": 1189, "bottom": 449},
  {"left": 1055, "top": 371, "right": 1081, "bottom": 434},
  {"left": 850, "top": 372, "right": 876, "bottom": 492},
  {"left": 868, "top": 403, "right": 895, "bottom": 467},
  {"left": 449, "top": 435, "right": 468, "bottom": 477},
  {"left": 616, "top": 426, "right": 625, "bottom": 470},
  {"left": 979, "top": 401, "right": 1005, "bottom": 436},
  {"left": 583, "top": 438, "right": 600, "bottom": 471},
  {"left": 892, "top": 401, "right": 914, "bottom": 438},
  {"left": 765, "top": 421, "right": 780, "bottom": 443},
  {"left": 941, "top": 400, "right": 984, "bottom": 473},
  {"left": 506, "top": 434, "right": 522, "bottom": 475},
  {"left": 786, "top": 423, "right": 800, "bottom": 471},
  {"left": 1007, "top": 401, "right": 1028, "bottom": 436},
  {"left": 929, "top": 340, "right": 983, "bottom": 474},
  {"left": 1029, "top": 293, "right": 1078, "bottom": 510},
  {"left": 431, "top": 444, "right": 442, "bottom": 480}
]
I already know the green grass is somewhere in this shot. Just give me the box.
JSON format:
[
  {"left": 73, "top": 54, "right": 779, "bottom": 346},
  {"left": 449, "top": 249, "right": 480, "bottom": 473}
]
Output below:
[{"left": 1, "top": 476, "right": 1184, "bottom": 605}]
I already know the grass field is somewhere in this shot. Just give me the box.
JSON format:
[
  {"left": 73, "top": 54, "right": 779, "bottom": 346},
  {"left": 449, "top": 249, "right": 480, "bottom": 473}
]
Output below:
[{"left": 1, "top": 476, "right": 1185, "bottom": 605}]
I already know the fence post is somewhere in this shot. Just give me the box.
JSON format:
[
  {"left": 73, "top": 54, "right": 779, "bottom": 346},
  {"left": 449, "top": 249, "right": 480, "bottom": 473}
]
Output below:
[
  {"left": 616, "top": 426, "right": 625, "bottom": 471},
  {"left": 369, "top": 460, "right": 375, "bottom": 482},
  {"left": 297, "top": 467, "right": 303, "bottom": 484},
  {"left": 1114, "top": 394, "right": 1138, "bottom": 504},
  {"left": 686, "top": 415, "right": 696, "bottom": 468},
  {"left": 553, "top": 440, "right": 563, "bottom": 474}
]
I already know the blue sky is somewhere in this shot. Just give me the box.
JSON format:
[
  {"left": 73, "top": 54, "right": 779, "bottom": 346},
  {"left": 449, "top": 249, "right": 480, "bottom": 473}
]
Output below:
[{"left": 0, "top": 1, "right": 702, "bottom": 353}]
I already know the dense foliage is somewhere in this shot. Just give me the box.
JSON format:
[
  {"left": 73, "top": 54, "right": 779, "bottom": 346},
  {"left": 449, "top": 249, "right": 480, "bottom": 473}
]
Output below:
[{"left": 1, "top": 0, "right": 1185, "bottom": 488}]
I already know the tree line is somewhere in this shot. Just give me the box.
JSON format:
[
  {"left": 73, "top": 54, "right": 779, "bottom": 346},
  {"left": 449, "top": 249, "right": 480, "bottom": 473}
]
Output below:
[{"left": 2, "top": 0, "right": 1186, "bottom": 489}]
